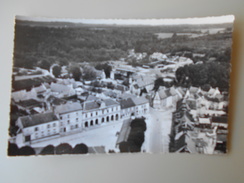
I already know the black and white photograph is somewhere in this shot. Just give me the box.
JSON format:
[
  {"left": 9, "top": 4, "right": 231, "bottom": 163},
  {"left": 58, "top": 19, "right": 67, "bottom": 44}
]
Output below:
[{"left": 8, "top": 15, "right": 234, "bottom": 156}]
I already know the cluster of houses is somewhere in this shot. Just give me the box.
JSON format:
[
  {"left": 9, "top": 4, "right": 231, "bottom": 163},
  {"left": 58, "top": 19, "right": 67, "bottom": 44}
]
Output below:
[
  {"left": 168, "top": 86, "right": 228, "bottom": 154},
  {"left": 11, "top": 67, "right": 150, "bottom": 146},
  {"left": 10, "top": 51, "right": 229, "bottom": 154}
]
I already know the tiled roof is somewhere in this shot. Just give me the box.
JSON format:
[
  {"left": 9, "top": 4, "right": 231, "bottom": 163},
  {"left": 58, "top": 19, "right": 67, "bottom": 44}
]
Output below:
[
  {"left": 217, "top": 134, "right": 227, "bottom": 142},
  {"left": 189, "top": 86, "right": 199, "bottom": 94},
  {"left": 50, "top": 83, "right": 74, "bottom": 94},
  {"left": 19, "top": 112, "right": 58, "bottom": 128},
  {"left": 55, "top": 102, "right": 82, "bottom": 114},
  {"left": 83, "top": 101, "right": 100, "bottom": 111},
  {"left": 16, "top": 99, "right": 43, "bottom": 108},
  {"left": 199, "top": 118, "right": 211, "bottom": 124},
  {"left": 103, "top": 99, "right": 119, "bottom": 106},
  {"left": 120, "top": 98, "right": 135, "bottom": 109},
  {"left": 158, "top": 89, "right": 168, "bottom": 99},
  {"left": 12, "top": 75, "right": 55, "bottom": 91},
  {"left": 131, "top": 96, "right": 148, "bottom": 105},
  {"left": 211, "top": 116, "right": 228, "bottom": 124},
  {"left": 86, "top": 95, "right": 99, "bottom": 102},
  {"left": 47, "top": 95, "right": 66, "bottom": 105}
]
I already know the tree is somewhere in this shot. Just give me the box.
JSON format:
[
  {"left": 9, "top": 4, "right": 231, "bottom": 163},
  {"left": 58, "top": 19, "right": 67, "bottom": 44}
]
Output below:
[
  {"left": 130, "top": 118, "right": 147, "bottom": 132},
  {"left": 95, "top": 63, "right": 112, "bottom": 78},
  {"left": 119, "top": 141, "right": 130, "bottom": 153},
  {"left": 72, "top": 143, "right": 88, "bottom": 154},
  {"left": 52, "top": 65, "right": 61, "bottom": 78},
  {"left": 38, "top": 60, "right": 51, "bottom": 70},
  {"left": 83, "top": 66, "right": 97, "bottom": 80},
  {"left": 40, "top": 145, "right": 55, "bottom": 155},
  {"left": 56, "top": 143, "right": 73, "bottom": 154},
  {"left": 19, "top": 146, "right": 35, "bottom": 156},
  {"left": 69, "top": 66, "right": 82, "bottom": 81},
  {"left": 8, "top": 142, "right": 19, "bottom": 156}
]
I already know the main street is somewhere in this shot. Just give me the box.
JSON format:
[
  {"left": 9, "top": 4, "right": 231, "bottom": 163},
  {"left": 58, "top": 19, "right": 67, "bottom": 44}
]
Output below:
[{"left": 144, "top": 107, "right": 174, "bottom": 153}]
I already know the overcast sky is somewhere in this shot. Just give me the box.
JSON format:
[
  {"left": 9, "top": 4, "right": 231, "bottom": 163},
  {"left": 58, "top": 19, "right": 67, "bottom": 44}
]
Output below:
[{"left": 16, "top": 15, "right": 234, "bottom": 25}]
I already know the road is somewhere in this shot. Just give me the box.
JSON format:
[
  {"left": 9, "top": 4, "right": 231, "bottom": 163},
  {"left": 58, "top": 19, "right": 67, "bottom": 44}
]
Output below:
[{"left": 144, "top": 107, "right": 174, "bottom": 153}]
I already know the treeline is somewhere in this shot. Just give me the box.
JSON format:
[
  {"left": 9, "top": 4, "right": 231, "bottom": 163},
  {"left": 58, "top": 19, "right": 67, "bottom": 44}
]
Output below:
[
  {"left": 13, "top": 22, "right": 233, "bottom": 69},
  {"left": 175, "top": 62, "right": 230, "bottom": 91},
  {"left": 8, "top": 142, "right": 88, "bottom": 156},
  {"left": 119, "top": 118, "right": 147, "bottom": 153}
]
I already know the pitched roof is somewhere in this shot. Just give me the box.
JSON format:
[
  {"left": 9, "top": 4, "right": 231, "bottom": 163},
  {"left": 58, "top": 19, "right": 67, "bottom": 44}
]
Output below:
[
  {"left": 217, "top": 134, "right": 227, "bottom": 142},
  {"left": 199, "top": 118, "right": 211, "bottom": 124},
  {"left": 50, "top": 83, "right": 74, "bottom": 94},
  {"left": 211, "top": 116, "right": 228, "bottom": 124},
  {"left": 55, "top": 102, "right": 82, "bottom": 114},
  {"left": 120, "top": 98, "right": 136, "bottom": 109},
  {"left": 83, "top": 101, "right": 100, "bottom": 111},
  {"left": 131, "top": 96, "right": 148, "bottom": 105},
  {"left": 186, "top": 99, "right": 197, "bottom": 110},
  {"left": 189, "top": 86, "right": 199, "bottom": 94},
  {"left": 47, "top": 95, "right": 66, "bottom": 105},
  {"left": 19, "top": 112, "right": 58, "bottom": 128},
  {"left": 16, "top": 99, "right": 43, "bottom": 108},
  {"left": 86, "top": 95, "right": 99, "bottom": 102},
  {"left": 158, "top": 89, "right": 168, "bottom": 99},
  {"left": 103, "top": 99, "right": 119, "bottom": 106},
  {"left": 34, "top": 83, "right": 46, "bottom": 92},
  {"left": 12, "top": 75, "right": 56, "bottom": 91}
]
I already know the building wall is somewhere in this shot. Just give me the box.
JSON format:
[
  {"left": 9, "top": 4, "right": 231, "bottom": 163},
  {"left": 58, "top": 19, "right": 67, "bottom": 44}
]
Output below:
[
  {"left": 59, "top": 110, "right": 83, "bottom": 134},
  {"left": 20, "top": 120, "right": 59, "bottom": 143}
]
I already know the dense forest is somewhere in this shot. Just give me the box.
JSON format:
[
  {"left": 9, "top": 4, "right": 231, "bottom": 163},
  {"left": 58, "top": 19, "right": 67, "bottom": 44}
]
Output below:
[{"left": 13, "top": 20, "right": 233, "bottom": 69}]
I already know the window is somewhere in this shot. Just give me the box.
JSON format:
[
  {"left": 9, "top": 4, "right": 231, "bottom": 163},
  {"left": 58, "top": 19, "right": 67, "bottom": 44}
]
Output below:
[
  {"left": 116, "top": 114, "right": 119, "bottom": 120},
  {"left": 76, "top": 112, "right": 78, "bottom": 116},
  {"left": 85, "top": 121, "right": 88, "bottom": 127},
  {"left": 102, "top": 118, "right": 105, "bottom": 123},
  {"left": 67, "top": 120, "right": 70, "bottom": 124},
  {"left": 95, "top": 119, "right": 98, "bottom": 125},
  {"left": 47, "top": 124, "right": 50, "bottom": 128},
  {"left": 91, "top": 113, "right": 93, "bottom": 117},
  {"left": 85, "top": 114, "right": 88, "bottom": 118},
  {"left": 53, "top": 123, "right": 56, "bottom": 127},
  {"left": 25, "top": 135, "right": 31, "bottom": 142},
  {"left": 67, "top": 115, "right": 70, "bottom": 118},
  {"left": 107, "top": 116, "right": 109, "bottom": 122},
  {"left": 96, "top": 112, "right": 98, "bottom": 115},
  {"left": 76, "top": 118, "right": 78, "bottom": 122},
  {"left": 75, "top": 124, "right": 78, "bottom": 128},
  {"left": 60, "top": 116, "right": 63, "bottom": 120},
  {"left": 111, "top": 115, "right": 114, "bottom": 121},
  {"left": 90, "top": 120, "right": 94, "bottom": 126},
  {"left": 35, "top": 127, "right": 39, "bottom": 131}
]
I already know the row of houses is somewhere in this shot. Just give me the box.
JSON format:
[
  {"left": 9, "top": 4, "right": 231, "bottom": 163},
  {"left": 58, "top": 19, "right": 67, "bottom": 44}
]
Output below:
[
  {"left": 13, "top": 94, "right": 149, "bottom": 146},
  {"left": 169, "top": 92, "right": 228, "bottom": 154}
]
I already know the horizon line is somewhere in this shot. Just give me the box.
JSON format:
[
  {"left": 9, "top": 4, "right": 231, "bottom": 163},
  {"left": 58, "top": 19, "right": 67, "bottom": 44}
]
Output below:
[{"left": 16, "top": 15, "right": 235, "bottom": 26}]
